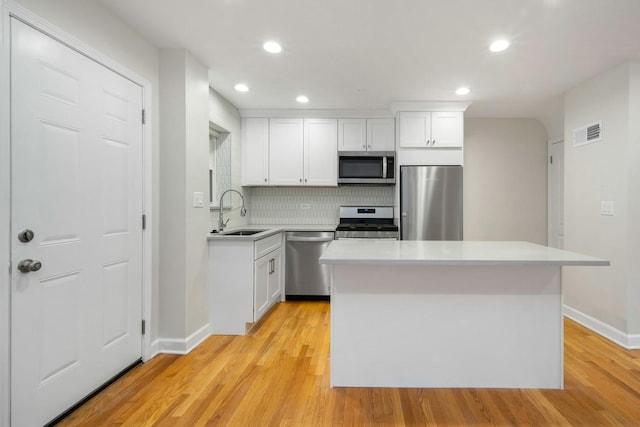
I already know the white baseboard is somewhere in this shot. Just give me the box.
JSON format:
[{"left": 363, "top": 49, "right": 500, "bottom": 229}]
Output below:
[
  {"left": 155, "top": 323, "right": 211, "bottom": 355},
  {"left": 563, "top": 305, "right": 640, "bottom": 350},
  {"left": 147, "top": 339, "right": 161, "bottom": 360}
]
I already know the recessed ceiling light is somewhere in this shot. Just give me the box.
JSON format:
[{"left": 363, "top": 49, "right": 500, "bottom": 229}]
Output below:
[
  {"left": 263, "top": 41, "right": 282, "bottom": 53},
  {"left": 456, "top": 87, "right": 471, "bottom": 95},
  {"left": 489, "top": 39, "right": 510, "bottom": 52},
  {"left": 296, "top": 95, "right": 309, "bottom": 103},
  {"left": 234, "top": 83, "right": 249, "bottom": 92}
]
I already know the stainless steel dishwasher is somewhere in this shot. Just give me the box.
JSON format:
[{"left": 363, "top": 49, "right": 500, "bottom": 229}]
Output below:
[{"left": 285, "top": 231, "right": 335, "bottom": 300}]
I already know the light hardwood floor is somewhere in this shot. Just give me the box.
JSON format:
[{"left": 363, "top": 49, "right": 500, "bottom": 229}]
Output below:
[{"left": 58, "top": 301, "right": 640, "bottom": 426}]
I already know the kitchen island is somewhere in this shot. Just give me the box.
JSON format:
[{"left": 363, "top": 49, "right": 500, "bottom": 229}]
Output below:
[{"left": 319, "top": 240, "right": 608, "bottom": 389}]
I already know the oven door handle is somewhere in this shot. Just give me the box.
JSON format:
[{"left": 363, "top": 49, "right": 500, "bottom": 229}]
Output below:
[{"left": 287, "top": 237, "right": 335, "bottom": 243}]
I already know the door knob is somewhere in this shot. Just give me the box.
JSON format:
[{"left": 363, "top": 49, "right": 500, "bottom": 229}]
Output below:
[
  {"left": 18, "top": 229, "right": 35, "bottom": 243},
  {"left": 17, "top": 259, "right": 42, "bottom": 273}
]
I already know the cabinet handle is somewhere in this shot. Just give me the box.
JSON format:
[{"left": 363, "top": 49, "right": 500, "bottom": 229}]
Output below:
[
  {"left": 362, "top": 144, "right": 366, "bottom": 148},
  {"left": 304, "top": 178, "right": 307, "bottom": 183},
  {"left": 432, "top": 139, "right": 436, "bottom": 146},
  {"left": 264, "top": 178, "right": 267, "bottom": 182},
  {"left": 299, "top": 178, "right": 302, "bottom": 183},
  {"left": 426, "top": 140, "right": 430, "bottom": 146}
]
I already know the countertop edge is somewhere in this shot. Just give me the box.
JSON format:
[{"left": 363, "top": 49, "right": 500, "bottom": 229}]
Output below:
[
  {"left": 318, "top": 240, "right": 610, "bottom": 267},
  {"left": 318, "top": 258, "right": 610, "bottom": 267},
  {"left": 208, "top": 224, "right": 337, "bottom": 242}
]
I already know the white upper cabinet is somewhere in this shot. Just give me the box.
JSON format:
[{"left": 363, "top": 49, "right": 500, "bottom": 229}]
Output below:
[
  {"left": 367, "top": 118, "right": 395, "bottom": 151},
  {"left": 242, "top": 117, "right": 337, "bottom": 186},
  {"left": 399, "top": 111, "right": 463, "bottom": 148},
  {"left": 304, "top": 118, "right": 338, "bottom": 186},
  {"left": 338, "top": 118, "right": 395, "bottom": 151},
  {"left": 242, "top": 118, "right": 269, "bottom": 186},
  {"left": 338, "top": 119, "right": 366, "bottom": 150},
  {"left": 269, "top": 118, "right": 304, "bottom": 186},
  {"left": 431, "top": 112, "right": 464, "bottom": 148},
  {"left": 399, "top": 112, "right": 431, "bottom": 148}
]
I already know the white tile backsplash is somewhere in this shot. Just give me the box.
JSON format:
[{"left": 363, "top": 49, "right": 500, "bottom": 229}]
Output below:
[{"left": 247, "top": 186, "right": 395, "bottom": 225}]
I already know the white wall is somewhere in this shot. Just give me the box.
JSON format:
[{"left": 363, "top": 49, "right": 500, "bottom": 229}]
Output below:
[
  {"left": 536, "top": 96, "right": 565, "bottom": 141},
  {"left": 464, "top": 119, "right": 548, "bottom": 244},
  {"left": 184, "top": 52, "right": 211, "bottom": 335},
  {"left": 209, "top": 88, "right": 248, "bottom": 229},
  {"left": 564, "top": 61, "right": 640, "bottom": 343},
  {"left": 628, "top": 63, "right": 640, "bottom": 335},
  {"left": 158, "top": 50, "right": 187, "bottom": 339},
  {"left": 159, "top": 49, "right": 210, "bottom": 340}
]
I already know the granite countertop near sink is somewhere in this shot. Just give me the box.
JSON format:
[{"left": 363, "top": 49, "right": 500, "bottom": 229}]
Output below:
[{"left": 208, "top": 224, "right": 338, "bottom": 241}]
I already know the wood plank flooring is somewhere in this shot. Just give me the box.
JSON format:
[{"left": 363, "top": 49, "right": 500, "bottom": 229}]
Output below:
[{"left": 58, "top": 301, "right": 640, "bottom": 426}]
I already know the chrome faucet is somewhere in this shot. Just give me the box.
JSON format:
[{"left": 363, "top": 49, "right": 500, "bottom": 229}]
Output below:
[{"left": 218, "top": 189, "right": 247, "bottom": 231}]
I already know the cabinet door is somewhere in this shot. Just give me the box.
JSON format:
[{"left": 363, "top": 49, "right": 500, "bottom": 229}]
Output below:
[
  {"left": 367, "top": 118, "right": 395, "bottom": 151},
  {"left": 269, "top": 118, "right": 304, "bottom": 185},
  {"left": 431, "top": 112, "right": 463, "bottom": 148},
  {"left": 268, "top": 249, "right": 283, "bottom": 303},
  {"left": 242, "top": 118, "right": 269, "bottom": 185},
  {"left": 399, "top": 112, "right": 431, "bottom": 148},
  {"left": 338, "top": 118, "right": 366, "bottom": 151},
  {"left": 304, "top": 118, "right": 338, "bottom": 186},
  {"left": 254, "top": 254, "right": 271, "bottom": 322}
]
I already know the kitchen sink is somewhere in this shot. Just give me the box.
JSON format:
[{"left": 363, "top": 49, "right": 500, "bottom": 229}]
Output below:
[{"left": 222, "top": 229, "right": 267, "bottom": 236}]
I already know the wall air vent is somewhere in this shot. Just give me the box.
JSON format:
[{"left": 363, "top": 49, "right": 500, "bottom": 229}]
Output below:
[{"left": 573, "top": 121, "right": 602, "bottom": 147}]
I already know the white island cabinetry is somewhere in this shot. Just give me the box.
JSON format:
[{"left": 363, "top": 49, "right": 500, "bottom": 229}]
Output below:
[
  {"left": 320, "top": 240, "right": 609, "bottom": 389},
  {"left": 209, "top": 232, "right": 283, "bottom": 335}
]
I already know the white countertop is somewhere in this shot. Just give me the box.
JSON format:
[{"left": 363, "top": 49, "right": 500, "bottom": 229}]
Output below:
[
  {"left": 319, "top": 240, "right": 609, "bottom": 266},
  {"left": 207, "top": 224, "right": 337, "bottom": 241}
]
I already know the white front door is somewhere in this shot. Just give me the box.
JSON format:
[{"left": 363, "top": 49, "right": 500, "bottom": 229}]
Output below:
[{"left": 10, "top": 19, "right": 144, "bottom": 426}]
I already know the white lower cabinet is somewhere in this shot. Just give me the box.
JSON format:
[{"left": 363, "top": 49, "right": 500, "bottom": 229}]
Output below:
[
  {"left": 254, "top": 244, "right": 282, "bottom": 321},
  {"left": 209, "top": 232, "right": 283, "bottom": 335}
]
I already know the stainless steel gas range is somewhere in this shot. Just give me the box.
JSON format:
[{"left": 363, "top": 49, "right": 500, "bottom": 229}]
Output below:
[{"left": 335, "top": 206, "right": 399, "bottom": 240}]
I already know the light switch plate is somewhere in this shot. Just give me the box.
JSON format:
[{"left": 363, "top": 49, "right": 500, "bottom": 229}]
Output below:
[
  {"left": 600, "top": 200, "right": 614, "bottom": 216},
  {"left": 193, "top": 192, "right": 204, "bottom": 208}
]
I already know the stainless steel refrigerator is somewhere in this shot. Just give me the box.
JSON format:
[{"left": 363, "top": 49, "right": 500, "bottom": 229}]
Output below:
[{"left": 400, "top": 165, "right": 463, "bottom": 240}]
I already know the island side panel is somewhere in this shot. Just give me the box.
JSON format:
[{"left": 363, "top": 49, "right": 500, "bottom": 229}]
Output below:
[{"left": 330, "top": 264, "right": 563, "bottom": 389}]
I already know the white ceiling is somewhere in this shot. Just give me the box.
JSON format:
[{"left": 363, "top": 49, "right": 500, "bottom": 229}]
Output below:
[{"left": 98, "top": 0, "right": 640, "bottom": 121}]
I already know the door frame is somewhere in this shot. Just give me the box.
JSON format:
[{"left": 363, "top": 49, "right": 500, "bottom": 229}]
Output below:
[
  {"left": 0, "top": 2, "right": 154, "bottom": 425},
  {"left": 547, "top": 136, "right": 564, "bottom": 248}
]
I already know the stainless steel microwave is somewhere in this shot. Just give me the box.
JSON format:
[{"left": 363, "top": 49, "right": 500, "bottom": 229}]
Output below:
[{"left": 338, "top": 151, "right": 395, "bottom": 185}]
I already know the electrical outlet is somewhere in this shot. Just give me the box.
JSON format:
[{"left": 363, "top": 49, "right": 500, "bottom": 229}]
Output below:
[
  {"left": 300, "top": 203, "right": 310, "bottom": 210},
  {"left": 600, "top": 200, "right": 614, "bottom": 216}
]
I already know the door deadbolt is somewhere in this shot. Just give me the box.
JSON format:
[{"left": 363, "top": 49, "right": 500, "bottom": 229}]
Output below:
[
  {"left": 17, "top": 259, "right": 42, "bottom": 273},
  {"left": 18, "top": 229, "right": 35, "bottom": 243}
]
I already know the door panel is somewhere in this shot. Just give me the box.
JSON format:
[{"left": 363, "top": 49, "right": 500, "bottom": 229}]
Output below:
[
  {"left": 269, "top": 118, "right": 303, "bottom": 185},
  {"left": 304, "top": 118, "right": 337, "bottom": 186},
  {"left": 10, "top": 19, "right": 143, "bottom": 426}
]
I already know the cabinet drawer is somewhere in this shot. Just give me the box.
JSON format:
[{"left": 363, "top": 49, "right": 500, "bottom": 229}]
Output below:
[{"left": 255, "top": 233, "right": 282, "bottom": 259}]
